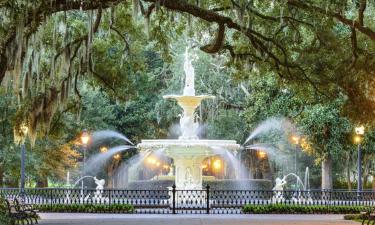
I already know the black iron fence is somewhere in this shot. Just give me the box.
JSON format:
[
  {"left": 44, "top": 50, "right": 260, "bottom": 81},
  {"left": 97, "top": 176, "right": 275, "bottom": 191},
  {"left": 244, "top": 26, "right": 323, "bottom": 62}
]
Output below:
[{"left": 1, "top": 186, "right": 375, "bottom": 214}]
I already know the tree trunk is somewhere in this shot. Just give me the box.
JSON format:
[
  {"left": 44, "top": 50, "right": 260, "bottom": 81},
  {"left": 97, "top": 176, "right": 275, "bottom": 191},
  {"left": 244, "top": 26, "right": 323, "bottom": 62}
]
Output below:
[
  {"left": 107, "top": 164, "right": 114, "bottom": 188},
  {"left": 372, "top": 175, "right": 375, "bottom": 190},
  {"left": 0, "top": 53, "right": 7, "bottom": 84},
  {"left": 36, "top": 176, "right": 48, "bottom": 187},
  {"left": 0, "top": 166, "right": 3, "bottom": 187},
  {"left": 346, "top": 152, "right": 352, "bottom": 191},
  {"left": 321, "top": 154, "right": 333, "bottom": 190},
  {"left": 363, "top": 155, "right": 369, "bottom": 189}
]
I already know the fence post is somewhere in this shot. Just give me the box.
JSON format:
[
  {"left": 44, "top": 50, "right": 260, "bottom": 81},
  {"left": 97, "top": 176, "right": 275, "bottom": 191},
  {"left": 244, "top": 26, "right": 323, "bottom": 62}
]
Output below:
[
  {"left": 50, "top": 189, "right": 53, "bottom": 210},
  {"left": 108, "top": 189, "right": 112, "bottom": 207},
  {"left": 172, "top": 184, "right": 176, "bottom": 214},
  {"left": 206, "top": 185, "right": 210, "bottom": 214}
]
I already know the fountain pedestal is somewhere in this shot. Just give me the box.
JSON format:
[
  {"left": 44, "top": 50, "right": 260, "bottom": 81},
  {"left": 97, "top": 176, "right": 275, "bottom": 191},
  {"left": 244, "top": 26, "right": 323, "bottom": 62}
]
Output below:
[
  {"left": 138, "top": 139, "right": 239, "bottom": 190},
  {"left": 173, "top": 156, "right": 204, "bottom": 190}
]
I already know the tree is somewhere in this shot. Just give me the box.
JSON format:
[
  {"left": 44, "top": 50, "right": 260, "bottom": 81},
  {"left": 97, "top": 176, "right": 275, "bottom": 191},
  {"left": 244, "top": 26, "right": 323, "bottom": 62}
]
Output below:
[
  {"left": 1, "top": 0, "right": 375, "bottom": 189},
  {"left": 1, "top": 0, "right": 375, "bottom": 127},
  {"left": 243, "top": 73, "right": 355, "bottom": 189},
  {"left": 297, "top": 101, "right": 352, "bottom": 189}
]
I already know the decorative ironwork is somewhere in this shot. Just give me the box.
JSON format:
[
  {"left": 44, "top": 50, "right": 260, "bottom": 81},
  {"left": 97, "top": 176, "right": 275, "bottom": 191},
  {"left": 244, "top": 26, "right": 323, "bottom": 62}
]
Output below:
[{"left": 1, "top": 187, "right": 375, "bottom": 214}]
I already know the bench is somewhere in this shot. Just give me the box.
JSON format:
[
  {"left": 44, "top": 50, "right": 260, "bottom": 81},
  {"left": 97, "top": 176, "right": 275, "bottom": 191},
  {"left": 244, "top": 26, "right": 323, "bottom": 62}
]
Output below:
[
  {"left": 360, "top": 208, "right": 375, "bottom": 225},
  {"left": 14, "top": 198, "right": 39, "bottom": 224},
  {"left": 5, "top": 198, "right": 38, "bottom": 225}
]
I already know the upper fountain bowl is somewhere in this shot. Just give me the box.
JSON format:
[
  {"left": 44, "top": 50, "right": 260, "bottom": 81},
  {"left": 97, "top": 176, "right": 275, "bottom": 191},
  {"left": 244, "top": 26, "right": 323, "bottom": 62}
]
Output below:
[{"left": 163, "top": 95, "right": 215, "bottom": 112}]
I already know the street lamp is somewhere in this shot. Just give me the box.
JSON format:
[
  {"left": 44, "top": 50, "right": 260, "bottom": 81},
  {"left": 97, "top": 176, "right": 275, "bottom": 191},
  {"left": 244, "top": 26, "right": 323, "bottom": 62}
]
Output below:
[
  {"left": 80, "top": 129, "right": 90, "bottom": 189},
  {"left": 20, "top": 124, "right": 28, "bottom": 195},
  {"left": 355, "top": 126, "right": 365, "bottom": 193}
]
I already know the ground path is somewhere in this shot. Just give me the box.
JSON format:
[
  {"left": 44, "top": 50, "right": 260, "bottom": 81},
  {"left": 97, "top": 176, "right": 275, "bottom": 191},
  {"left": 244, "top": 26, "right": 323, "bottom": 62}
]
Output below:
[{"left": 39, "top": 213, "right": 359, "bottom": 225}]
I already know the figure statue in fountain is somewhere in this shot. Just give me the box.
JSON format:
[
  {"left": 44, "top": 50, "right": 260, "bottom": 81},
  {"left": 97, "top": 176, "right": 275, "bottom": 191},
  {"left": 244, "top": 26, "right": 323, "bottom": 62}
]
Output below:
[
  {"left": 184, "top": 167, "right": 196, "bottom": 189},
  {"left": 179, "top": 111, "right": 199, "bottom": 140},
  {"left": 272, "top": 177, "right": 287, "bottom": 203},
  {"left": 273, "top": 177, "right": 287, "bottom": 191},
  {"left": 271, "top": 168, "right": 312, "bottom": 204},
  {"left": 93, "top": 177, "right": 106, "bottom": 203}
]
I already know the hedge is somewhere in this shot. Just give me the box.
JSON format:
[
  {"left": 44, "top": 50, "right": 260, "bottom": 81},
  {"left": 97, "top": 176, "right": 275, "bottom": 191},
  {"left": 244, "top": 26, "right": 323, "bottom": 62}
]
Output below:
[
  {"left": 0, "top": 196, "right": 11, "bottom": 225},
  {"left": 34, "top": 204, "right": 134, "bottom": 213},
  {"left": 343, "top": 214, "right": 364, "bottom": 220},
  {"left": 242, "top": 204, "right": 370, "bottom": 214}
]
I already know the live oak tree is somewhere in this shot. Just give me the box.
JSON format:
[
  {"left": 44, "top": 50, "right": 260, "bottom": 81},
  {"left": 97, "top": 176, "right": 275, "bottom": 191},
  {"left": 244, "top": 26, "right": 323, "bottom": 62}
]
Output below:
[
  {"left": 1, "top": 0, "right": 375, "bottom": 142},
  {"left": 243, "top": 74, "right": 355, "bottom": 190},
  {"left": 1, "top": 0, "right": 375, "bottom": 188}
]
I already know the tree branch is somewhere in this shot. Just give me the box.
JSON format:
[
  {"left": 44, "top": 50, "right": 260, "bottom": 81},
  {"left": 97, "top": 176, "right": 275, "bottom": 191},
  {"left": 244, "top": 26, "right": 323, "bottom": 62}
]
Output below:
[
  {"left": 0, "top": 0, "right": 122, "bottom": 84},
  {"left": 110, "top": 25, "right": 131, "bottom": 55},
  {"left": 288, "top": 0, "right": 375, "bottom": 41},
  {"left": 200, "top": 23, "right": 225, "bottom": 54},
  {"left": 55, "top": 6, "right": 103, "bottom": 61},
  {"left": 358, "top": 0, "right": 367, "bottom": 27},
  {"left": 350, "top": 28, "right": 358, "bottom": 69}
]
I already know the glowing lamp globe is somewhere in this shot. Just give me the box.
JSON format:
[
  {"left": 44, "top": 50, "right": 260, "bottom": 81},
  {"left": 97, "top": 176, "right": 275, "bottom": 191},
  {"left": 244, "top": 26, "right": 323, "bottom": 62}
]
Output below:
[
  {"left": 80, "top": 129, "right": 90, "bottom": 145},
  {"left": 355, "top": 126, "right": 365, "bottom": 135}
]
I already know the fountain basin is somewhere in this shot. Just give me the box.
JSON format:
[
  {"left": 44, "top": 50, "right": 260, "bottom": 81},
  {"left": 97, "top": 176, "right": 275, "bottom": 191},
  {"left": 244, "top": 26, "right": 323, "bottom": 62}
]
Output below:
[
  {"left": 138, "top": 139, "right": 239, "bottom": 154},
  {"left": 163, "top": 95, "right": 215, "bottom": 109},
  {"left": 127, "top": 179, "right": 272, "bottom": 190},
  {"left": 137, "top": 139, "right": 240, "bottom": 190}
]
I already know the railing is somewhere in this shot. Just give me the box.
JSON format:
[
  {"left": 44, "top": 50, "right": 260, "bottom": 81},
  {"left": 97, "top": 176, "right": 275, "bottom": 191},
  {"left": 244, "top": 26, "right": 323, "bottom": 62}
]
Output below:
[{"left": 1, "top": 186, "right": 375, "bottom": 214}]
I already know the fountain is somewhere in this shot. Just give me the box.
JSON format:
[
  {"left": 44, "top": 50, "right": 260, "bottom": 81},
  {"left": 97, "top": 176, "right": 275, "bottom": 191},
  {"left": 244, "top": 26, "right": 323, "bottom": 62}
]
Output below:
[
  {"left": 64, "top": 176, "right": 108, "bottom": 204},
  {"left": 272, "top": 167, "right": 312, "bottom": 203},
  {"left": 137, "top": 48, "right": 240, "bottom": 190}
]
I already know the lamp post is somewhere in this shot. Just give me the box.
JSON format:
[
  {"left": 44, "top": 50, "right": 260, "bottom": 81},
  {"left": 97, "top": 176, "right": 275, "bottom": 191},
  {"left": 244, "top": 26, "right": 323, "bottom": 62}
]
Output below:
[
  {"left": 355, "top": 126, "right": 365, "bottom": 193},
  {"left": 20, "top": 124, "right": 28, "bottom": 195},
  {"left": 80, "top": 129, "right": 90, "bottom": 190}
]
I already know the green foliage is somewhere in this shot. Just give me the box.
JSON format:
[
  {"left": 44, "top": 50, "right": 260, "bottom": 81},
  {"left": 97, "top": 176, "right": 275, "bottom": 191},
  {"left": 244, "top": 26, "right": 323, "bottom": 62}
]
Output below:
[
  {"left": 343, "top": 214, "right": 366, "bottom": 220},
  {"left": 297, "top": 100, "right": 352, "bottom": 159},
  {"left": 35, "top": 203, "right": 134, "bottom": 213},
  {"left": 2, "top": 0, "right": 375, "bottom": 190},
  {"left": 0, "top": 196, "right": 11, "bottom": 225},
  {"left": 206, "top": 109, "right": 247, "bottom": 142},
  {"left": 242, "top": 204, "right": 368, "bottom": 214}
]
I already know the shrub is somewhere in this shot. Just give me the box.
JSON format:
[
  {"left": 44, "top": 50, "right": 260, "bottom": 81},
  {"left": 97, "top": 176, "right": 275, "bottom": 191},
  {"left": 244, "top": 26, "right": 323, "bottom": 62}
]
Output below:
[
  {"left": 0, "top": 196, "right": 11, "bottom": 225},
  {"left": 343, "top": 214, "right": 364, "bottom": 220},
  {"left": 242, "top": 204, "right": 369, "bottom": 214},
  {"left": 34, "top": 204, "right": 134, "bottom": 213}
]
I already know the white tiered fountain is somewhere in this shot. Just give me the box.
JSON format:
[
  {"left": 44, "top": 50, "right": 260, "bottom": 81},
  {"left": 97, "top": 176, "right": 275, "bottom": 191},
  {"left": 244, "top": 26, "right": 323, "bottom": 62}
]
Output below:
[{"left": 137, "top": 49, "right": 240, "bottom": 190}]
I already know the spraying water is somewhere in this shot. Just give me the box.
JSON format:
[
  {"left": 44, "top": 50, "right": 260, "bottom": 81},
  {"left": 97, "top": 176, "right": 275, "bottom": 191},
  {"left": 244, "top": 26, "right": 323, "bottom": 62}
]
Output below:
[
  {"left": 91, "top": 130, "right": 134, "bottom": 145},
  {"left": 245, "top": 143, "right": 280, "bottom": 156},
  {"left": 84, "top": 145, "right": 134, "bottom": 173},
  {"left": 211, "top": 146, "right": 249, "bottom": 180},
  {"left": 244, "top": 117, "right": 295, "bottom": 145}
]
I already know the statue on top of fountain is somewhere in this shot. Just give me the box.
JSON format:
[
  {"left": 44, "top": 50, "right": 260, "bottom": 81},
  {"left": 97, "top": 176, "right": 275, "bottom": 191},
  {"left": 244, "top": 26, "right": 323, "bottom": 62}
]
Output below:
[
  {"left": 183, "top": 47, "right": 196, "bottom": 96},
  {"left": 163, "top": 47, "right": 214, "bottom": 140}
]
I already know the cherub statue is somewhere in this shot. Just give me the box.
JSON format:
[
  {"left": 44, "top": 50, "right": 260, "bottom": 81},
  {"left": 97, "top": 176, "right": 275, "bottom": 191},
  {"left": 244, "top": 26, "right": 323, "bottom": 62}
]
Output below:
[
  {"left": 273, "top": 177, "right": 287, "bottom": 191},
  {"left": 93, "top": 177, "right": 105, "bottom": 190}
]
